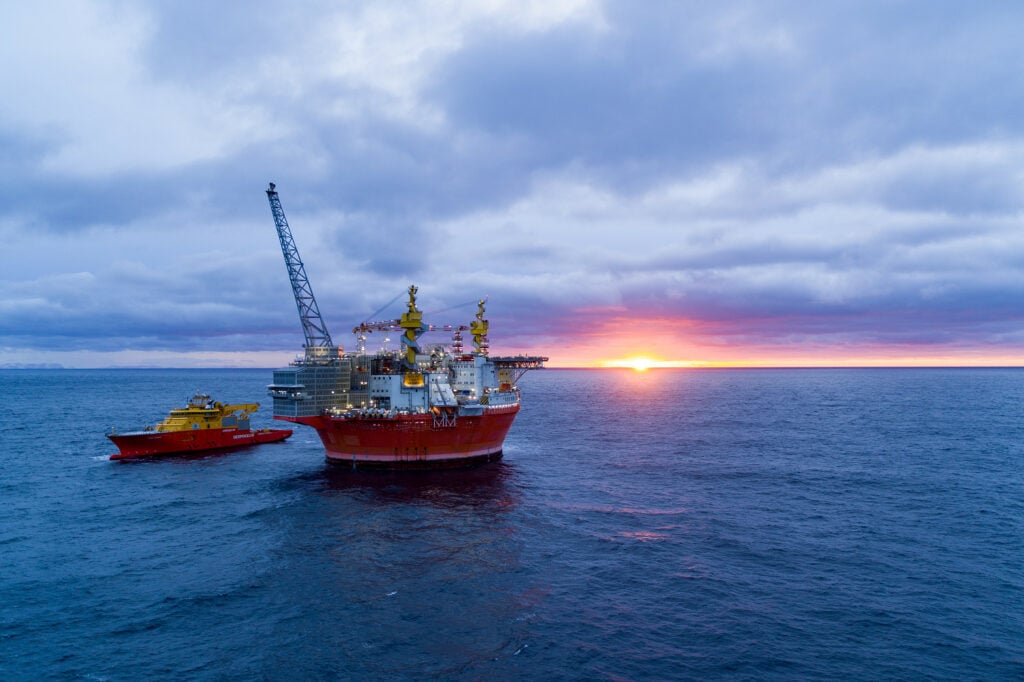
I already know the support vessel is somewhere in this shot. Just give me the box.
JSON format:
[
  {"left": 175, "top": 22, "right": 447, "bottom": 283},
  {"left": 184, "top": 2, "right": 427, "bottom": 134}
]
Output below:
[{"left": 109, "top": 393, "right": 292, "bottom": 460}]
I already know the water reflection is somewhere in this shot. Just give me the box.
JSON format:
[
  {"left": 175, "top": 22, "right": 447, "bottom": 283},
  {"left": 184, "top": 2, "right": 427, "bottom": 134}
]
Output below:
[
  {"left": 264, "top": 459, "right": 531, "bottom": 678},
  {"left": 290, "top": 460, "right": 519, "bottom": 511}
]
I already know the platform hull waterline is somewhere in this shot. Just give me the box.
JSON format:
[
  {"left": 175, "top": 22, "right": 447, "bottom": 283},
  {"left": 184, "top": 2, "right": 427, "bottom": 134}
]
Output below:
[{"left": 278, "top": 405, "right": 517, "bottom": 468}]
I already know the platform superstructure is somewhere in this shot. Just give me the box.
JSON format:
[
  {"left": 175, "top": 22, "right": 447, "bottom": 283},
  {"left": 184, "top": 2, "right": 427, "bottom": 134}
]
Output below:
[{"left": 264, "top": 183, "right": 546, "bottom": 468}]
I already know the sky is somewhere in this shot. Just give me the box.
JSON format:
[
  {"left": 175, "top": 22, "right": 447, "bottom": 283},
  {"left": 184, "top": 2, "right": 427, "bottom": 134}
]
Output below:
[{"left": 2, "top": 0, "right": 1023, "bottom": 368}]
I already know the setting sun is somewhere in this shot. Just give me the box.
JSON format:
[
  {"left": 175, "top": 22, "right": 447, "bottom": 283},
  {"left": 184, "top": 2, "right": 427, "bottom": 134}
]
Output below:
[
  {"left": 625, "top": 357, "right": 655, "bottom": 372},
  {"left": 601, "top": 356, "right": 694, "bottom": 371}
]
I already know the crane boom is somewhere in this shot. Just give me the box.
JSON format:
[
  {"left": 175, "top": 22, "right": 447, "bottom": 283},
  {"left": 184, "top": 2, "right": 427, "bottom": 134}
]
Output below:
[{"left": 266, "top": 183, "right": 333, "bottom": 349}]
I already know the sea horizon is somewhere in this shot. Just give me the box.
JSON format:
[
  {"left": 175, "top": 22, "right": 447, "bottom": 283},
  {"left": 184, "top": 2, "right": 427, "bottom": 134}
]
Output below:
[{"left": 3, "top": 364, "right": 1023, "bottom": 371}]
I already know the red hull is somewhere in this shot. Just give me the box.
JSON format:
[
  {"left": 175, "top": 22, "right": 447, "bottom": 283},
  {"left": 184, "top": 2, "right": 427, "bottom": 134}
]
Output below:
[
  {"left": 278, "top": 405, "right": 519, "bottom": 469},
  {"left": 109, "top": 427, "right": 292, "bottom": 460}
]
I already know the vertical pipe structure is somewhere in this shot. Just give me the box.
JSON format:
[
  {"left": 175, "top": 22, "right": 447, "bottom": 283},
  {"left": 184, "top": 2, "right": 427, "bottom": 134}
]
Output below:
[
  {"left": 469, "top": 299, "right": 489, "bottom": 355},
  {"left": 266, "top": 183, "right": 334, "bottom": 351},
  {"left": 399, "top": 284, "right": 426, "bottom": 370}
]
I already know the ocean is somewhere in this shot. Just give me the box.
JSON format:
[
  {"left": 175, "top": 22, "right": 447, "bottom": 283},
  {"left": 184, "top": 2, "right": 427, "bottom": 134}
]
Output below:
[{"left": 0, "top": 367, "right": 1021, "bottom": 680}]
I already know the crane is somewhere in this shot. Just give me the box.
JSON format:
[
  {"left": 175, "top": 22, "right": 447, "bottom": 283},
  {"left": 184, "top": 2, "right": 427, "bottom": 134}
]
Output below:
[{"left": 266, "top": 183, "right": 335, "bottom": 353}]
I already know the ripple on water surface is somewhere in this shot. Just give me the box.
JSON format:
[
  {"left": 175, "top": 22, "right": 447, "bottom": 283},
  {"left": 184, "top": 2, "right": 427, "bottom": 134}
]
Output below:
[{"left": 0, "top": 368, "right": 1022, "bottom": 679}]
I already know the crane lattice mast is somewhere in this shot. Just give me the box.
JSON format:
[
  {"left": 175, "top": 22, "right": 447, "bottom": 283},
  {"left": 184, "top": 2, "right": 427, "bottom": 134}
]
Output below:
[{"left": 266, "top": 183, "right": 334, "bottom": 349}]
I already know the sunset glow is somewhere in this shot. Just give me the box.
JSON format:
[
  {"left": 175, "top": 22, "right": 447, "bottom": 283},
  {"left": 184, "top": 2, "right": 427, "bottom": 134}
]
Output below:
[{"left": 600, "top": 357, "right": 696, "bottom": 371}]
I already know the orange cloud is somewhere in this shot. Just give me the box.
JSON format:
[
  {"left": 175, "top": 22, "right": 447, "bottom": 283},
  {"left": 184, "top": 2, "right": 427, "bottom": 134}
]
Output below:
[{"left": 495, "top": 313, "right": 1024, "bottom": 368}]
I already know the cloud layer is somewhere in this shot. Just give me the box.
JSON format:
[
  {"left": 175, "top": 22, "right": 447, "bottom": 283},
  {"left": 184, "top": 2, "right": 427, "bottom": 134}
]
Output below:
[{"left": 2, "top": 1, "right": 1023, "bottom": 366}]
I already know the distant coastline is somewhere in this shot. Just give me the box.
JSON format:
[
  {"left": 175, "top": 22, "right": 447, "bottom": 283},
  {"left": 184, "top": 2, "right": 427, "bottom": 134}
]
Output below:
[{"left": 0, "top": 363, "right": 64, "bottom": 370}]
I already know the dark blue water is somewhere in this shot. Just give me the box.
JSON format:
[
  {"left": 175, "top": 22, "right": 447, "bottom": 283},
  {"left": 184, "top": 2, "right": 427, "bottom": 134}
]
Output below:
[{"left": 1, "top": 368, "right": 1022, "bottom": 680}]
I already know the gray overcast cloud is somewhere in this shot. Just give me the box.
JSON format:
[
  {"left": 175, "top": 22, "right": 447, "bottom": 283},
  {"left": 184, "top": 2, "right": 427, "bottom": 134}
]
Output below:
[{"left": 1, "top": 1, "right": 1022, "bottom": 367}]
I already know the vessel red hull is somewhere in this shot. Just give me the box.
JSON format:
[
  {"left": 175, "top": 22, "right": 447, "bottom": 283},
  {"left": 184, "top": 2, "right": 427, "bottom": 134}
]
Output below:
[
  {"left": 278, "top": 405, "right": 519, "bottom": 469},
  {"left": 109, "top": 427, "right": 292, "bottom": 460}
]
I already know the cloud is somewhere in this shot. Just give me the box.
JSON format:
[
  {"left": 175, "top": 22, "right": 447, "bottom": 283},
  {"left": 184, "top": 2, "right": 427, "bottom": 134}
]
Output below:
[
  {"left": 425, "top": 142, "right": 1024, "bottom": 344},
  {"left": 0, "top": 3, "right": 274, "bottom": 178},
  {"left": 1, "top": 1, "right": 1023, "bottom": 366},
  {"left": 431, "top": 18, "right": 780, "bottom": 174}
]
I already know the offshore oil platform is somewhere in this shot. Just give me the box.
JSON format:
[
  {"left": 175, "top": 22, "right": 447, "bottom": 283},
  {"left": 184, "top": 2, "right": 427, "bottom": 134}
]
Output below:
[{"left": 264, "top": 183, "right": 546, "bottom": 468}]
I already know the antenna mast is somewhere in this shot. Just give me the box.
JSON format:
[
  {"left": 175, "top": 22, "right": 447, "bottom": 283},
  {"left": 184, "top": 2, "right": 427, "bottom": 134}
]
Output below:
[{"left": 266, "top": 183, "right": 334, "bottom": 350}]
